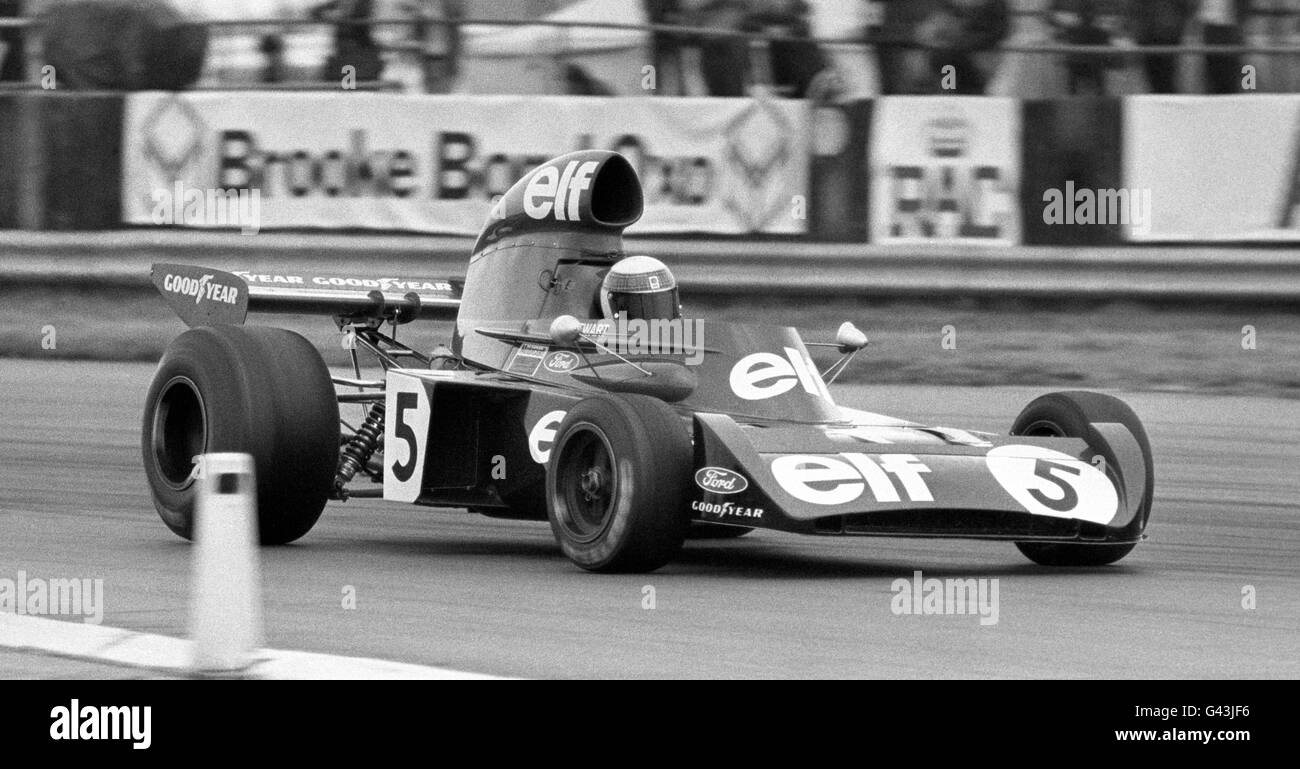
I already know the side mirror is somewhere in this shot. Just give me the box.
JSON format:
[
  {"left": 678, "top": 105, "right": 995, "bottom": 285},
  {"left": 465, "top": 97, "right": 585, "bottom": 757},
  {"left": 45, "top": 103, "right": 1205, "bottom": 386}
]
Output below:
[
  {"left": 549, "top": 315, "right": 584, "bottom": 347},
  {"left": 836, "top": 321, "right": 869, "bottom": 353}
]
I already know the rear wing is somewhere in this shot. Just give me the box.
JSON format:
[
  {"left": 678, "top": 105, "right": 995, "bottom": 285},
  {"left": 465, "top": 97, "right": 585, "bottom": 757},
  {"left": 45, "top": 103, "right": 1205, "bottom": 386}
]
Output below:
[{"left": 151, "top": 263, "right": 462, "bottom": 327}]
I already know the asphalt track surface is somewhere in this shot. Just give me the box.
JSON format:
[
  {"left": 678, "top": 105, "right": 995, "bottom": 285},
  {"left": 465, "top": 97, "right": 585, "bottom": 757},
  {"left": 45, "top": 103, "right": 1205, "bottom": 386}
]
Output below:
[{"left": 1, "top": 360, "right": 1296, "bottom": 679}]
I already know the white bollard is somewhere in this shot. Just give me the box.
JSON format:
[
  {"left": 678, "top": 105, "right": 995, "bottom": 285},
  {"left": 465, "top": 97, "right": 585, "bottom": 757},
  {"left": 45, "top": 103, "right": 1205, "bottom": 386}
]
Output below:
[{"left": 189, "top": 453, "right": 263, "bottom": 676}]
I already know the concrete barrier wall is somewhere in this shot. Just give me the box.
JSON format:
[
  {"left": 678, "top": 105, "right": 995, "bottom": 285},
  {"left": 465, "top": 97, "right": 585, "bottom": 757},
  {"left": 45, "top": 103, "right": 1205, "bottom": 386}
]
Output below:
[{"left": 3, "top": 230, "right": 1297, "bottom": 303}]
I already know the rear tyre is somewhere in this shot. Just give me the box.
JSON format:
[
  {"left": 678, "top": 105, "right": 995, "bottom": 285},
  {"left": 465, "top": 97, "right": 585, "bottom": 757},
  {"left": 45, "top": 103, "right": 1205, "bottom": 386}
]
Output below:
[
  {"left": 142, "top": 325, "right": 339, "bottom": 545},
  {"left": 546, "top": 394, "right": 692, "bottom": 573},
  {"left": 1010, "top": 391, "right": 1153, "bottom": 567}
]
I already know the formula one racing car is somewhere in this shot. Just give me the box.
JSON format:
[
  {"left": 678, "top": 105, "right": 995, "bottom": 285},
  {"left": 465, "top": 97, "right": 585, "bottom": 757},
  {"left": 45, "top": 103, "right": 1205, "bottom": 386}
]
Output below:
[{"left": 142, "top": 150, "right": 1154, "bottom": 573}]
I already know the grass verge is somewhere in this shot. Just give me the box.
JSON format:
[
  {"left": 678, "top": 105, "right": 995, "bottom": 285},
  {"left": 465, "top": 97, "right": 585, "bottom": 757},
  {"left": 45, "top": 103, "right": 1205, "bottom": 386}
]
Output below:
[{"left": 2, "top": 286, "right": 1297, "bottom": 398}]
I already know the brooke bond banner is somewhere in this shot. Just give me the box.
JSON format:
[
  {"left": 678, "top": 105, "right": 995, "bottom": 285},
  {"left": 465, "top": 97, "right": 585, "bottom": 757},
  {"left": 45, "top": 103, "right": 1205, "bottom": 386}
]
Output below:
[
  {"left": 1125, "top": 95, "right": 1300, "bottom": 241},
  {"left": 870, "top": 97, "right": 1022, "bottom": 245},
  {"left": 122, "top": 93, "right": 808, "bottom": 235}
]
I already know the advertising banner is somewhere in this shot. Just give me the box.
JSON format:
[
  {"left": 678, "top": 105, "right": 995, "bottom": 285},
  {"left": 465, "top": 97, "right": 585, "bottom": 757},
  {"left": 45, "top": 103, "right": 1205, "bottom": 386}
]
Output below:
[
  {"left": 122, "top": 93, "right": 809, "bottom": 235},
  {"left": 1125, "top": 95, "right": 1300, "bottom": 241},
  {"left": 1020, "top": 98, "right": 1124, "bottom": 246},
  {"left": 870, "top": 96, "right": 1022, "bottom": 245}
]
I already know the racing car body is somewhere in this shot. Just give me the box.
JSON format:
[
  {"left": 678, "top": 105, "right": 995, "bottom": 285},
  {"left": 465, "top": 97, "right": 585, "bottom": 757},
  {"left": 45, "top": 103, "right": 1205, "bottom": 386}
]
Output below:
[{"left": 143, "top": 150, "right": 1153, "bottom": 572}]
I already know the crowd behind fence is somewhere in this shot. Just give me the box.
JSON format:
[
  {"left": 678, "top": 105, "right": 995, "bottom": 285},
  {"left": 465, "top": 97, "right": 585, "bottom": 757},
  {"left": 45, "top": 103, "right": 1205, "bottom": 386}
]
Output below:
[{"left": 1, "top": 1, "right": 1300, "bottom": 97}]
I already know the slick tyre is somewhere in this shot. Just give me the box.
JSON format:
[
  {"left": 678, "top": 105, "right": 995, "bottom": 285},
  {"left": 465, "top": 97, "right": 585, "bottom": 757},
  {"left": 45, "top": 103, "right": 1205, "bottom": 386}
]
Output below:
[
  {"left": 546, "top": 394, "right": 693, "bottom": 573},
  {"left": 1010, "top": 391, "right": 1153, "bottom": 567},
  {"left": 142, "top": 325, "right": 339, "bottom": 545}
]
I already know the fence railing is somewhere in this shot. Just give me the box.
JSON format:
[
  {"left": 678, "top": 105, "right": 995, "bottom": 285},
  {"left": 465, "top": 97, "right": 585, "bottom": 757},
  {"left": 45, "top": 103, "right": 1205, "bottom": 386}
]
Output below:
[
  {"left": 3, "top": 12, "right": 1299, "bottom": 93},
  {"left": 5, "top": 13, "right": 1300, "bottom": 52}
]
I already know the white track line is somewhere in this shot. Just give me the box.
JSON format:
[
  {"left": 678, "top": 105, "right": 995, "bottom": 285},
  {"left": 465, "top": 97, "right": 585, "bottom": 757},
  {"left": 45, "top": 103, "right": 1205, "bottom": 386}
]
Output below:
[{"left": 0, "top": 613, "right": 500, "bottom": 680}]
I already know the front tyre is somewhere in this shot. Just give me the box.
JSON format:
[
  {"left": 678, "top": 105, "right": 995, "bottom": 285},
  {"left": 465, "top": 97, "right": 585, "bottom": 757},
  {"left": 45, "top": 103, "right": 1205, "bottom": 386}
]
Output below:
[
  {"left": 1010, "top": 391, "right": 1153, "bottom": 567},
  {"left": 142, "top": 325, "right": 339, "bottom": 545},
  {"left": 546, "top": 394, "right": 693, "bottom": 573}
]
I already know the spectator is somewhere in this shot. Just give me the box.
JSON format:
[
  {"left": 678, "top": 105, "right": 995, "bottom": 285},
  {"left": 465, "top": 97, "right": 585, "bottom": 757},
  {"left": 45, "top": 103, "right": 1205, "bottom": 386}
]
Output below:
[
  {"left": 374, "top": 0, "right": 461, "bottom": 93},
  {"left": 916, "top": 0, "right": 1009, "bottom": 95},
  {"left": 697, "top": 0, "right": 749, "bottom": 96},
  {"left": 1199, "top": 0, "right": 1248, "bottom": 93},
  {"left": 871, "top": 0, "right": 936, "bottom": 95},
  {"left": 1133, "top": 0, "right": 1193, "bottom": 93},
  {"left": 258, "top": 32, "right": 288, "bottom": 83},
  {"left": 38, "top": 0, "right": 208, "bottom": 90},
  {"left": 1049, "top": 0, "right": 1123, "bottom": 95},
  {"left": 311, "top": 0, "right": 384, "bottom": 83},
  {"left": 645, "top": 0, "right": 688, "bottom": 94},
  {"left": 694, "top": 0, "right": 828, "bottom": 98},
  {"left": 745, "top": 0, "right": 828, "bottom": 98},
  {"left": 1, "top": 0, "right": 24, "bottom": 82},
  {"left": 409, "top": 0, "right": 462, "bottom": 93}
]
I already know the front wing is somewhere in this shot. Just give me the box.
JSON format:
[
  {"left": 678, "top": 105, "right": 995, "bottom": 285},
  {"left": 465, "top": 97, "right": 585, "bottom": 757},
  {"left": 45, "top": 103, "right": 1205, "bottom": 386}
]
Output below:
[{"left": 690, "top": 413, "right": 1150, "bottom": 544}]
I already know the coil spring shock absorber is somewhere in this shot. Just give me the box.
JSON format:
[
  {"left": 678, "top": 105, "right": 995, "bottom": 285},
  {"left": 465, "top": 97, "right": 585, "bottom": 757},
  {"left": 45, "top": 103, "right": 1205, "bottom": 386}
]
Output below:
[{"left": 335, "top": 403, "right": 385, "bottom": 497}]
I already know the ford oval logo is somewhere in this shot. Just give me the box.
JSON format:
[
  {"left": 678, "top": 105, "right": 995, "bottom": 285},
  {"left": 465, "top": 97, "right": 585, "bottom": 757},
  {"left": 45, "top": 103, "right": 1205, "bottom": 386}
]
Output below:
[
  {"left": 694, "top": 467, "right": 748, "bottom": 495},
  {"left": 544, "top": 351, "right": 579, "bottom": 373}
]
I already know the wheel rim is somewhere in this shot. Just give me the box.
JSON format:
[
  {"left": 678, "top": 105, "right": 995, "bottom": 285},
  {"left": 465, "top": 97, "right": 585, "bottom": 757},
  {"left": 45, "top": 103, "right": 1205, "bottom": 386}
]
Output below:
[
  {"left": 554, "top": 423, "right": 618, "bottom": 544},
  {"left": 1018, "top": 419, "right": 1066, "bottom": 438},
  {"left": 151, "top": 376, "right": 207, "bottom": 490}
]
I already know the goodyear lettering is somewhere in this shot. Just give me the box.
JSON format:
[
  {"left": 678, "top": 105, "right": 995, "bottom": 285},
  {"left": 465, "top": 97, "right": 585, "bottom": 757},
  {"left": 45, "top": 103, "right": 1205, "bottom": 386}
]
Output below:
[
  {"left": 308, "top": 277, "right": 453, "bottom": 292},
  {"left": 162, "top": 273, "right": 239, "bottom": 306},
  {"left": 692, "top": 500, "right": 764, "bottom": 519},
  {"left": 234, "top": 273, "right": 304, "bottom": 285},
  {"left": 235, "top": 273, "right": 451, "bottom": 293}
]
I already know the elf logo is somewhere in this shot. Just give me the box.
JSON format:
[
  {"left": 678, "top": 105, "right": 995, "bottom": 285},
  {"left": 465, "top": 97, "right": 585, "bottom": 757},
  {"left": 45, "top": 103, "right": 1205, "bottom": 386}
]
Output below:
[
  {"left": 771, "top": 453, "right": 933, "bottom": 506},
  {"left": 524, "top": 160, "right": 599, "bottom": 222},
  {"left": 730, "top": 348, "right": 830, "bottom": 401}
]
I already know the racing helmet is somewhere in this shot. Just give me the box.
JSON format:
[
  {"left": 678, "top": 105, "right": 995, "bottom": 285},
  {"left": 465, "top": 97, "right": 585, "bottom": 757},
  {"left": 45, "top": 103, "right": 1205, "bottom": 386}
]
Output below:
[{"left": 599, "top": 255, "right": 681, "bottom": 321}]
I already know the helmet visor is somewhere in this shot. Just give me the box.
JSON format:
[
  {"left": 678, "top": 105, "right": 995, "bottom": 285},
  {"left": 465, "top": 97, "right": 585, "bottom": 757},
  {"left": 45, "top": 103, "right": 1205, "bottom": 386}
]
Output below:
[{"left": 607, "top": 288, "right": 681, "bottom": 321}]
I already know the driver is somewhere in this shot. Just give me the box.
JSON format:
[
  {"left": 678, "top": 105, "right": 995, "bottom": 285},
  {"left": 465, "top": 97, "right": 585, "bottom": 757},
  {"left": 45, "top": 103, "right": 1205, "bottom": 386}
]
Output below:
[{"left": 599, "top": 255, "right": 681, "bottom": 321}]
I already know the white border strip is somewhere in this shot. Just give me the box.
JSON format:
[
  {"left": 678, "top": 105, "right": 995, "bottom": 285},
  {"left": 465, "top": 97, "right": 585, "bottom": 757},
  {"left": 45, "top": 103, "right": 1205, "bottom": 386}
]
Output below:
[{"left": 1, "top": 614, "right": 501, "bottom": 680}]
